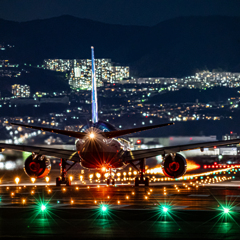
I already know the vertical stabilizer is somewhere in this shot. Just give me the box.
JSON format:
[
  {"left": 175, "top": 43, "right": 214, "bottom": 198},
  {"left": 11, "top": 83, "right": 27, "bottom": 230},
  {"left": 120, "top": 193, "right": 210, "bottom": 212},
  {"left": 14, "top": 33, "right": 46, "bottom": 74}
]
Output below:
[{"left": 91, "top": 46, "right": 98, "bottom": 123}]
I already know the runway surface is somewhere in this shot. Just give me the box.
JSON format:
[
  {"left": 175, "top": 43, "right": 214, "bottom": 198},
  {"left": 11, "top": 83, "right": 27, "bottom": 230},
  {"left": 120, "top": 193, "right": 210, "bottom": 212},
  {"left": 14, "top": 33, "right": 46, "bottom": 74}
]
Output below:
[{"left": 1, "top": 171, "right": 240, "bottom": 239}]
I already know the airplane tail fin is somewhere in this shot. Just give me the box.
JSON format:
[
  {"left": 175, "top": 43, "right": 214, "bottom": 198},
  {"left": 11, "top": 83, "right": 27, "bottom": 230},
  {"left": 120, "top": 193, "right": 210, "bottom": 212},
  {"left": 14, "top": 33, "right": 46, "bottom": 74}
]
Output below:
[{"left": 91, "top": 46, "right": 98, "bottom": 123}]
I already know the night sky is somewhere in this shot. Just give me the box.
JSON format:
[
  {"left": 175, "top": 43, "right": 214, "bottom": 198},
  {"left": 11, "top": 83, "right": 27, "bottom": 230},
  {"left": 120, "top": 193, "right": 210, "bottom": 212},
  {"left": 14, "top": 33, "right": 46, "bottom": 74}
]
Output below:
[{"left": 0, "top": 0, "right": 240, "bottom": 26}]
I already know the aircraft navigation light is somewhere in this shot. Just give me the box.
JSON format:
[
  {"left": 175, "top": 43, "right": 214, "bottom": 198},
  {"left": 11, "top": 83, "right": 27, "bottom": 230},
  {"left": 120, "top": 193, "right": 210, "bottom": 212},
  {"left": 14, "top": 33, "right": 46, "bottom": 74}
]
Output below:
[{"left": 89, "top": 133, "right": 95, "bottom": 139}]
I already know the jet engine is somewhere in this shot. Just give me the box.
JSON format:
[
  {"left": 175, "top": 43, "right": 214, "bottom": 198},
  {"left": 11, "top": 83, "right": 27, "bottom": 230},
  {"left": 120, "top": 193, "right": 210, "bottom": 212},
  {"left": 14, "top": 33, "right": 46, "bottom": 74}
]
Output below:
[
  {"left": 162, "top": 153, "right": 187, "bottom": 178},
  {"left": 24, "top": 154, "right": 51, "bottom": 178}
]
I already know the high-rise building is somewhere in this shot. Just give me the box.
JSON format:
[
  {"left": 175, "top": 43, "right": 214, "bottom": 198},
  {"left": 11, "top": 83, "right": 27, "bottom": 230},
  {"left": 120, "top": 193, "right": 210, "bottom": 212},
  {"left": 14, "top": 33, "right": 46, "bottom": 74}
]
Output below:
[
  {"left": 12, "top": 84, "right": 30, "bottom": 98},
  {"left": 44, "top": 58, "right": 129, "bottom": 89}
]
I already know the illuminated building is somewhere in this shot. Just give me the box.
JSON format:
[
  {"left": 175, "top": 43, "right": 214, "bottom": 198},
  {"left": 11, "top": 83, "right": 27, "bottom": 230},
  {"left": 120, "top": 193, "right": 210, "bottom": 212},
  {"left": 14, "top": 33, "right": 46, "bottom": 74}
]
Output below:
[
  {"left": 12, "top": 84, "right": 30, "bottom": 98},
  {"left": 44, "top": 58, "right": 129, "bottom": 89}
]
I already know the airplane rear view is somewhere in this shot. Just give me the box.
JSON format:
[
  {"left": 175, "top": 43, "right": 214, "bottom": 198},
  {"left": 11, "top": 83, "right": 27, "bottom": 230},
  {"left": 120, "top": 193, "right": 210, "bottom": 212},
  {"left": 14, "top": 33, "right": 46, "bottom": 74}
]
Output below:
[{"left": 1, "top": 47, "right": 240, "bottom": 186}]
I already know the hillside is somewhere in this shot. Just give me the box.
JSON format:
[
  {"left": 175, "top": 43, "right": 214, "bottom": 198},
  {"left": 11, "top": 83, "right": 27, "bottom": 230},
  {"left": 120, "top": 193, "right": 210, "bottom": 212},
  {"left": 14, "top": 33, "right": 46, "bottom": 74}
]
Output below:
[{"left": 0, "top": 15, "right": 240, "bottom": 77}]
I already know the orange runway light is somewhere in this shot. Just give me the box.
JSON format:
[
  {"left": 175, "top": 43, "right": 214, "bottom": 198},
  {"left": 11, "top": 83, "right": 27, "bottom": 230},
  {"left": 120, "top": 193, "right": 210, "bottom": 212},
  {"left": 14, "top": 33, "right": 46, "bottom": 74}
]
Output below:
[
  {"left": 31, "top": 178, "right": 36, "bottom": 184},
  {"left": 45, "top": 177, "right": 50, "bottom": 183},
  {"left": 15, "top": 177, "right": 20, "bottom": 185}
]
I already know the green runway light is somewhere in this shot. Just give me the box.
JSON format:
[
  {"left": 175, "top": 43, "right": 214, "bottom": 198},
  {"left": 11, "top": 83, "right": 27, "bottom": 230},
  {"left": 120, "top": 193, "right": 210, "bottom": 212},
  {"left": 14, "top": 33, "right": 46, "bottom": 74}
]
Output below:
[
  {"left": 162, "top": 207, "right": 168, "bottom": 213},
  {"left": 41, "top": 205, "right": 46, "bottom": 211},
  {"left": 101, "top": 205, "right": 107, "bottom": 212},
  {"left": 223, "top": 208, "right": 230, "bottom": 214}
]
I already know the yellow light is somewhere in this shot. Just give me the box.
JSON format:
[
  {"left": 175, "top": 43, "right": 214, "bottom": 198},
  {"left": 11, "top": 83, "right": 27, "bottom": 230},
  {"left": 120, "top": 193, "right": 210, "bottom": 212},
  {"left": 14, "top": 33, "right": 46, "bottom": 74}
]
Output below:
[
  {"left": 89, "top": 133, "right": 95, "bottom": 138},
  {"left": 22, "top": 199, "right": 26, "bottom": 204},
  {"left": 71, "top": 200, "right": 74, "bottom": 204},
  {"left": 76, "top": 187, "right": 79, "bottom": 190},
  {"left": 15, "top": 177, "right": 20, "bottom": 185},
  {"left": 87, "top": 186, "right": 90, "bottom": 189},
  {"left": 97, "top": 185, "right": 100, "bottom": 188},
  {"left": 11, "top": 192, "right": 14, "bottom": 196},
  {"left": 145, "top": 196, "right": 148, "bottom": 200},
  {"left": 132, "top": 192, "right": 135, "bottom": 195},
  {"left": 94, "top": 200, "right": 97, "bottom": 204},
  {"left": 126, "top": 195, "right": 129, "bottom": 199},
  {"left": 48, "top": 189, "right": 51, "bottom": 193},
  {"left": 62, "top": 188, "right": 66, "bottom": 192},
  {"left": 102, "top": 167, "right": 106, "bottom": 172},
  {"left": 117, "top": 201, "right": 120, "bottom": 204},
  {"left": 45, "top": 177, "right": 50, "bottom": 183},
  {"left": 107, "top": 196, "right": 110, "bottom": 199},
  {"left": 31, "top": 178, "right": 36, "bottom": 184},
  {"left": 31, "top": 190, "right": 34, "bottom": 195},
  {"left": 69, "top": 176, "right": 73, "bottom": 181},
  {"left": 150, "top": 189, "right": 153, "bottom": 192}
]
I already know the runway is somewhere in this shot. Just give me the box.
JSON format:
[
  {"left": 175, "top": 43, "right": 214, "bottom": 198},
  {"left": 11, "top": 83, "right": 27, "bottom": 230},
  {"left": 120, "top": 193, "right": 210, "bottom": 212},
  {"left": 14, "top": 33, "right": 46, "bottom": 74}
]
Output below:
[{"left": 1, "top": 171, "right": 240, "bottom": 239}]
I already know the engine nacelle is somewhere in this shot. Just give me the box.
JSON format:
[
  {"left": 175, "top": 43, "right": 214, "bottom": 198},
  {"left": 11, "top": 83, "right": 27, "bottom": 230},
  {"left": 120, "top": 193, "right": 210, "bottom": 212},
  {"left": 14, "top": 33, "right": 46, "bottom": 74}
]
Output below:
[
  {"left": 162, "top": 153, "right": 187, "bottom": 178},
  {"left": 24, "top": 154, "right": 51, "bottom": 179}
]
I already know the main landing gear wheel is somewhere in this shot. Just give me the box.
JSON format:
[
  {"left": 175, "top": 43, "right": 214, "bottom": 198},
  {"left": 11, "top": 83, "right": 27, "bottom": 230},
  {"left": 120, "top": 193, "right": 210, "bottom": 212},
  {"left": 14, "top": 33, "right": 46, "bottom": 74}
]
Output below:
[
  {"left": 56, "top": 177, "right": 71, "bottom": 186},
  {"left": 56, "top": 159, "right": 77, "bottom": 186},
  {"left": 134, "top": 177, "right": 149, "bottom": 187},
  {"left": 107, "top": 178, "right": 115, "bottom": 185}
]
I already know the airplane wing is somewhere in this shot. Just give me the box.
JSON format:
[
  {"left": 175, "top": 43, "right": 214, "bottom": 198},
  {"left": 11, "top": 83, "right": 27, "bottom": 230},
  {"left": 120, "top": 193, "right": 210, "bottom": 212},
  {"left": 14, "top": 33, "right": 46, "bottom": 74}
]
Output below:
[
  {"left": 11, "top": 123, "right": 87, "bottom": 139},
  {"left": 123, "top": 139, "right": 240, "bottom": 162},
  {"left": 101, "top": 122, "right": 174, "bottom": 138},
  {"left": 11, "top": 122, "right": 174, "bottom": 139},
  {"left": 0, "top": 143, "right": 80, "bottom": 162}
]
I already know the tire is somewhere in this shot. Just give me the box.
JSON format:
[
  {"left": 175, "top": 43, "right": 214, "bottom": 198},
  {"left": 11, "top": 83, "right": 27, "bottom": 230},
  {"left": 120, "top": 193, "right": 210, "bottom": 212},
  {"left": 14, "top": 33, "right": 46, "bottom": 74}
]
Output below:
[
  {"left": 135, "top": 177, "right": 139, "bottom": 187},
  {"left": 112, "top": 179, "right": 115, "bottom": 185},
  {"left": 56, "top": 177, "right": 61, "bottom": 186},
  {"left": 107, "top": 179, "right": 110, "bottom": 185}
]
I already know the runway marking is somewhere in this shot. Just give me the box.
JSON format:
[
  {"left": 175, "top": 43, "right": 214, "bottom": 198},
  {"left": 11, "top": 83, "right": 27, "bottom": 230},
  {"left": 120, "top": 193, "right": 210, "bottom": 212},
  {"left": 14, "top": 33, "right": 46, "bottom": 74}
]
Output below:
[
  {"left": 226, "top": 195, "right": 240, "bottom": 197},
  {"left": 188, "top": 194, "right": 210, "bottom": 197}
]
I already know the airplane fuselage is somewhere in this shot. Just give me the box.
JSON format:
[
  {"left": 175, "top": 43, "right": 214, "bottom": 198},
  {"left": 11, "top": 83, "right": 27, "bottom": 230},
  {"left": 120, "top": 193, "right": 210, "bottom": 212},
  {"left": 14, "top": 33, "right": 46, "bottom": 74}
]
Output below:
[{"left": 76, "top": 123, "right": 130, "bottom": 170}]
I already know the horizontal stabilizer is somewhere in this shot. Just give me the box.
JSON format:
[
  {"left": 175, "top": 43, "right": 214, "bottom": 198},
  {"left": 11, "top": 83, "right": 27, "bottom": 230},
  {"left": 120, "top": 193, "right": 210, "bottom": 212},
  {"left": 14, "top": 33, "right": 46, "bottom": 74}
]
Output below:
[
  {"left": 101, "top": 122, "right": 174, "bottom": 138},
  {"left": 11, "top": 123, "right": 87, "bottom": 139},
  {"left": 11, "top": 122, "right": 173, "bottom": 139}
]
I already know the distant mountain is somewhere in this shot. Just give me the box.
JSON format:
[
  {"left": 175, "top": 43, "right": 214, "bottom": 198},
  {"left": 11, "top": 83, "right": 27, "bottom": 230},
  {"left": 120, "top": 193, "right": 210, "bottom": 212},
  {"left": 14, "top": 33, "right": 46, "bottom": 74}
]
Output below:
[{"left": 1, "top": 15, "right": 240, "bottom": 77}]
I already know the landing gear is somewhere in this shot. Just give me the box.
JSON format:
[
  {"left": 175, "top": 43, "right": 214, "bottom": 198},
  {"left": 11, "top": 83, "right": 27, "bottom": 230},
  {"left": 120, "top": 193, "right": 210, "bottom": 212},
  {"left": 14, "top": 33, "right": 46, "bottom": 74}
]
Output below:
[
  {"left": 56, "top": 159, "right": 76, "bottom": 186},
  {"left": 130, "top": 158, "right": 149, "bottom": 187},
  {"left": 106, "top": 168, "right": 115, "bottom": 185},
  {"left": 106, "top": 177, "right": 115, "bottom": 185}
]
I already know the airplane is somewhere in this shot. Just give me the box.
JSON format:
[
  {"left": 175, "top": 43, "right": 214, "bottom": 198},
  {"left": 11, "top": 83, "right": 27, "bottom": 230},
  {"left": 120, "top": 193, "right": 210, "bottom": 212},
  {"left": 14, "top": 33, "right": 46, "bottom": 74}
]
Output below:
[{"left": 0, "top": 46, "right": 240, "bottom": 186}]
